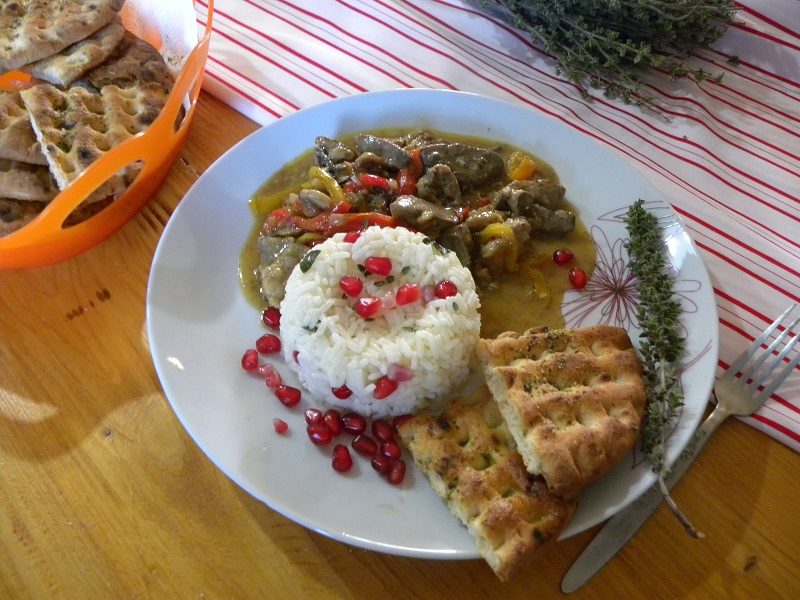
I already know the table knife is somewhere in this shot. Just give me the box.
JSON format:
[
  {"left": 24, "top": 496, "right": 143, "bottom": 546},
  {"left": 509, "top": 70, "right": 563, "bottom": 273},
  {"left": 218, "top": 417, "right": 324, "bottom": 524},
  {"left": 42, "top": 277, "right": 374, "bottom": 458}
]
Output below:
[{"left": 560, "top": 406, "right": 726, "bottom": 593}]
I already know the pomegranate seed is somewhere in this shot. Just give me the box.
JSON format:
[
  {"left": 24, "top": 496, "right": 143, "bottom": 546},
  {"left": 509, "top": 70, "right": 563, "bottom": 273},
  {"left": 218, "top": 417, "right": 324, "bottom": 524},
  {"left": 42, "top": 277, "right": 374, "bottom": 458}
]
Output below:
[
  {"left": 274, "top": 384, "right": 301, "bottom": 407},
  {"left": 342, "top": 412, "right": 367, "bottom": 435},
  {"left": 331, "top": 444, "right": 353, "bottom": 472},
  {"left": 332, "top": 384, "right": 353, "bottom": 399},
  {"left": 265, "top": 370, "right": 283, "bottom": 389},
  {"left": 421, "top": 285, "right": 436, "bottom": 302},
  {"left": 355, "top": 297, "right": 382, "bottom": 319},
  {"left": 343, "top": 231, "right": 361, "bottom": 243},
  {"left": 552, "top": 248, "right": 575, "bottom": 265},
  {"left": 381, "top": 441, "right": 402, "bottom": 460},
  {"left": 307, "top": 423, "right": 333, "bottom": 445},
  {"left": 272, "top": 418, "right": 288, "bottom": 434},
  {"left": 351, "top": 434, "right": 378, "bottom": 457},
  {"left": 395, "top": 283, "right": 421, "bottom": 306},
  {"left": 373, "top": 376, "right": 398, "bottom": 399},
  {"left": 324, "top": 409, "right": 344, "bottom": 436},
  {"left": 241, "top": 349, "right": 259, "bottom": 371},
  {"left": 371, "top": 454, "right": 393, "bottom": 475},
  {"left": 304, "top": 408, "right": 324, "bottom": 425},
  {"left": 388, "top": 459, "right": 406, "bottom": 485},
  {"left": 339, "top": 275, "right": 363, "bottom": 297},
  {"left": 257, "top": 363, "right": 274, "bottom": 378},
  {"left": 262, "top": 306, "right": 281, "bottom": 328},
  {"left": 393, "top": 414, "right": 413, "bottom": 432},
  {"left": 569, "top": 267, "right": 588, "bottom": 289},
  {"left": 387, "top": 363, "right": 414, "bottom": 382},
  {"left": 434, "top": 280, "right": 458, "bottom": 299},
  {"left": 364, "top": 256, "right": 393, "bottom": 276},
  {"left": 372, "top": 419, "right": 394, "bottom": 442},
  {"left": 256, "top": 333, "right": 281, "bottom": 354}
]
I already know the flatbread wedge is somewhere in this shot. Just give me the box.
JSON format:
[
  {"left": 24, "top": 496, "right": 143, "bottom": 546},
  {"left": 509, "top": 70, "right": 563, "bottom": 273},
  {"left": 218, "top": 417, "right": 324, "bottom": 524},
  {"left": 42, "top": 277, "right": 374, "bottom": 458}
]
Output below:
[
  {"left": 85, "top": 31, "right": 174, "bottom": 92},
  {"left": 0, "top": 0, "right": 125, "bottom": 72},
  {"left": 0, "top": 91, "right": 47, "bottom": 165},
  {"left": 477, "top": 326, "right": 647, "bottom": 500},
  {"left": 0, "top": 198, "right": 43, "bottom": 237},
  {"left": 20, "top": 82, "right": 167, "bottom": 201},
  {"left": 0, "top": 158, "right": 58, "bottom": 201},
  {"left": 24, "top": 17, "right": 126, "bottom": 88},
  {"left": 397, "top": 387, "right": 577, "bottom": 581}
]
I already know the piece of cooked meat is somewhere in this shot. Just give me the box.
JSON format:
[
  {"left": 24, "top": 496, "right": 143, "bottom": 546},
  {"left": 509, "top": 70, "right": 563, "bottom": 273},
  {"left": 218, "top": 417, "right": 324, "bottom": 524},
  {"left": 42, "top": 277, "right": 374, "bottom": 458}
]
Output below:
[
  {"left": 419, "top": 142, "right": 504, "bottom": 188},
  {"left": 389, "top": 194, "right": 460, "bottom": 237},
  {"left": 397, "top": 387, "right": 577, "bottom": 582},
  {"left": 476, "top": 326, "right": 647, "bottom": 500}
]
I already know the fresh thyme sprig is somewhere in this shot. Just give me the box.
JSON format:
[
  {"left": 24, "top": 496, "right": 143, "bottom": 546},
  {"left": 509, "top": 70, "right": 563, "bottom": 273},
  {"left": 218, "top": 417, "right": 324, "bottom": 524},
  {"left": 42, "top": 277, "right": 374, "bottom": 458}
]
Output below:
[
  {"left": 489, "top": 1, "right": 738, "bottom": 117},
  {"left": 625, "top": 199, "right": 701, "bottom": 537}
]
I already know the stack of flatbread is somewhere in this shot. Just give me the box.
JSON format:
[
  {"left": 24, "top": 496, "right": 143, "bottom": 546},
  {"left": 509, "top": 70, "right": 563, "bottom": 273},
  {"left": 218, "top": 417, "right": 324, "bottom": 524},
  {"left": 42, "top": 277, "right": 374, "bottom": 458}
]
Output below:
[
  {"left": 0, "top": 0, "right": 174, "bottom": 236},
  {"left": 397, "top": 324, "right": 647, "bottom": 581}
]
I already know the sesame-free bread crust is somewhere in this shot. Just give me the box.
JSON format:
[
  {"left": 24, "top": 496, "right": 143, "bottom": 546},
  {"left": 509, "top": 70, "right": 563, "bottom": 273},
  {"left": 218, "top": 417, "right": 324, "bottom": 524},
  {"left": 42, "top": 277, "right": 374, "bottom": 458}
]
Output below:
[
  {"left": 0, "top": 91, "right": 47, "bottom": 165},
  {"left": 0, "top": 158, "right": 58, "bottom": 201},
  {"left": 20, "top": 81, "right": 166, "bottom": 200},
  {"left": 25, "top": 16, "right": 126, "bottom": 87},
  {"left": 0, "top": 0, "right": 125, "bottom": 72},
  {"left": 397, "top": 387, "right": 576, "bottom": 581},
  {"left": 477, "top": 325, "right": 647, "bottom": 500}
]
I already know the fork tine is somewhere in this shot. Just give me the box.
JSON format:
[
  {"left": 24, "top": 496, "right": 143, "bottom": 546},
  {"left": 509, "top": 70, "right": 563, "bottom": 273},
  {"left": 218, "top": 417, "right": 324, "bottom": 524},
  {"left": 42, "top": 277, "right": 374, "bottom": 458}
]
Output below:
[
  {"left": 756, "top": 326, "right": 800, "bottom": 401},
  {"left": 740, "top": 316, "right": 800, "bottom": 380},
  {"left": 728, "top": 304, "right": 797, "bottom": 375}
]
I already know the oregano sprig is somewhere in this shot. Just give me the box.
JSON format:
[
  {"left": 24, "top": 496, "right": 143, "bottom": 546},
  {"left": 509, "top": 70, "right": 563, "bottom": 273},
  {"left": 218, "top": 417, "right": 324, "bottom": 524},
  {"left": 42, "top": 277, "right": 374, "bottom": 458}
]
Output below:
[{"left": 625, "top": 199, "right": 701, "bottom": 537}]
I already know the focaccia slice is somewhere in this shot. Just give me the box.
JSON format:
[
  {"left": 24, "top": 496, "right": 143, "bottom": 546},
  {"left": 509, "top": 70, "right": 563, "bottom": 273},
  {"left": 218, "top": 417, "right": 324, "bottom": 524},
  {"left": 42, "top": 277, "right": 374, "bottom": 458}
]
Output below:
[
  {"left": 0, "top": 0, "right": 125, "bottom": 72},
  {"left": 20, "top": 82, "right": 167, "bottom": 200},
  {"left": 24, "top": 17, "right": 126, "bottom": 87},
  {"left": 0, "top": 198, "right": 43, "bottom": 237},
  {"left": 0, "top": 91, "right": 47, "bottom": 165},
  {"left": 477, "top": 326, "right": 646, "bottom": 500},
  {"left": 0, "top": 158, "right": 58, "bottom": 201},
  {"left": 85, "top": 31, "right": 174, "bottom": 92},
  {"left": 397, "top": 387, "right": 576, "bottom": 581}
]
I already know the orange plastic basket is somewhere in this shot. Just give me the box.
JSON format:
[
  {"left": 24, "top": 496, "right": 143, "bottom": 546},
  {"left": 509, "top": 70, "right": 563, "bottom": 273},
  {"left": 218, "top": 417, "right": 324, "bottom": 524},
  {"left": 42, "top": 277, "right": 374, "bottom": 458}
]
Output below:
[{"left": 0, "top": 0, "right": 214, "bottom": 269}]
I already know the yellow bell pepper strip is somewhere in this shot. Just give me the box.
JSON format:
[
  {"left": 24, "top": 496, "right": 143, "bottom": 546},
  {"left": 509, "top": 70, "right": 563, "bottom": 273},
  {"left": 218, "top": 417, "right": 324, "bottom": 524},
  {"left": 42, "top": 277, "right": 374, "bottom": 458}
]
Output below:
[
  {"left": 505, "top": 151, "right": 536, "bottom": 181},
  {"left": 479, "top": 223, "right": 519, "bottom": 271},
  {"left": 249, "top": 184, "right": 303, "bottom": 216},
  {"left": 307, "top": 166, "right": 347, "bottom": 205},
  {"left": 522, "top": 262, "right": 551, "bottom": 303}
]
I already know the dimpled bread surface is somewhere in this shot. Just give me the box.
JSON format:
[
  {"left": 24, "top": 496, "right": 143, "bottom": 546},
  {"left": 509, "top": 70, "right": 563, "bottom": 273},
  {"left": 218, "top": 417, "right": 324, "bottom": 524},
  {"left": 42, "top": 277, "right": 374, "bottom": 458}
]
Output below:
[
  {"left": 0, "top": 91, "right": 47, "bottom": 165},
  {"left": 477, "top": 325, "right": 647, "bottom": 500},
  {"left": 0, "top": 158, "right": 58, "bottom": 201},
  {"left": 20, "top": 82, "right": 167, "bottom": 199},
  {"left": 0, "top": 0, "right": 125, "bottom": 72},
  {"left": 25, "top": 16, "right": 126, "bottom": 87},
  {"left": 397, "top": 387, "right": 577, "bottom": 581}
]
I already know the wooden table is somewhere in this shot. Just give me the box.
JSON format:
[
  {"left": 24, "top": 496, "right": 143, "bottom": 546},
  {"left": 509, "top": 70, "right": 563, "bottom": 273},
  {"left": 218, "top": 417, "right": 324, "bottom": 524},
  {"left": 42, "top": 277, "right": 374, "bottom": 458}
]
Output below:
[{"left": 1, "top": 93, "right": 798, "bottom": 600}]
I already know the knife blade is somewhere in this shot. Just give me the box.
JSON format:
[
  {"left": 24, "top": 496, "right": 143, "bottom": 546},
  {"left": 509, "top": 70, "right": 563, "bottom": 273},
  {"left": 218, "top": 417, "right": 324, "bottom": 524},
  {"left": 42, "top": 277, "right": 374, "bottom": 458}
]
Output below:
[{"left": 560, "top": 404, "right": 728, "bottom": 593}]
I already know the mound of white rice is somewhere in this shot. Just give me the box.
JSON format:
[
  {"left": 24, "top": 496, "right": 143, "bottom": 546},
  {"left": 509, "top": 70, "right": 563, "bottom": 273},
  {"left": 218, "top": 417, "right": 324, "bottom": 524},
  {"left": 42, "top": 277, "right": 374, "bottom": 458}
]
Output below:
[{"left": 280, "top": 226, "right": 481, "bottom": 418}]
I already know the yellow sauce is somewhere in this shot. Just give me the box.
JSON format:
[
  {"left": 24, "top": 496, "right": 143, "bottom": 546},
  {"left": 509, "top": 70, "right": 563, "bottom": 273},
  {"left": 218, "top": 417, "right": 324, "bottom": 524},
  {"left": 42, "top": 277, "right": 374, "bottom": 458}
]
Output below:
[{"left": 239, "top": 129, "right": 596, "bottom": 336}]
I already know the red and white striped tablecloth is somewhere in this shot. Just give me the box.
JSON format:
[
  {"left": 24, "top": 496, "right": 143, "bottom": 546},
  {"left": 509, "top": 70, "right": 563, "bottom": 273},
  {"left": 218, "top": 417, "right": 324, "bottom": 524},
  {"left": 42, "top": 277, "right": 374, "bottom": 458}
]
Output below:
[{"left": 193, "top": 0, "right": 800, "bottom": 452}]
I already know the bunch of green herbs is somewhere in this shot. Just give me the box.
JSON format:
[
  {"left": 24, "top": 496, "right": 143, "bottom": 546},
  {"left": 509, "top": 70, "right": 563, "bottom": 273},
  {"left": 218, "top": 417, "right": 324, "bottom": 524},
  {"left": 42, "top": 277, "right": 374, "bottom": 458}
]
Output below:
[
  {"left": 490, "top": 0, "right": 738, "bottom": 114},
  {"left": 625, "top": 199, "right": 700, "bottom": 537}
]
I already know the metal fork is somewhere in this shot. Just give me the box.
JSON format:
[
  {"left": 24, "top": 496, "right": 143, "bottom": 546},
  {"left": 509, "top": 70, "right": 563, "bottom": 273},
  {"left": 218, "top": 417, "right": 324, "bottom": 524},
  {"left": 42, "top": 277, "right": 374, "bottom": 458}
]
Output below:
[{"left": 561, "top": 304, "right": 800, "bottom": 593}]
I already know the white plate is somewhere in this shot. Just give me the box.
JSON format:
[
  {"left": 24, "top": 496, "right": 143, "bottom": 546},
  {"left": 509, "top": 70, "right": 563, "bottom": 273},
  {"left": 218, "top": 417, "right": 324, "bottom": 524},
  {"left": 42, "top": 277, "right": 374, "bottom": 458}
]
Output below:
[{"left": 146, "top": 89, "right": 718, "bottom": 559}]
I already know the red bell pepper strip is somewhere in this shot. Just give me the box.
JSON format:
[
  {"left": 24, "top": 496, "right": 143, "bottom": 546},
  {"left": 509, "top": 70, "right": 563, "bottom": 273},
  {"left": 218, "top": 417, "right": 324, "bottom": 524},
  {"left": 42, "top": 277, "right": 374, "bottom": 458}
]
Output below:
[
  {"left": 358, "top": 173, "right": 392, "bottom": 190},
  {"left": 327, "top": 212, "right": 398, "bottom": 234},
  {"left": 397, "top": 148, "right": 423, "bottom": 195}
]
